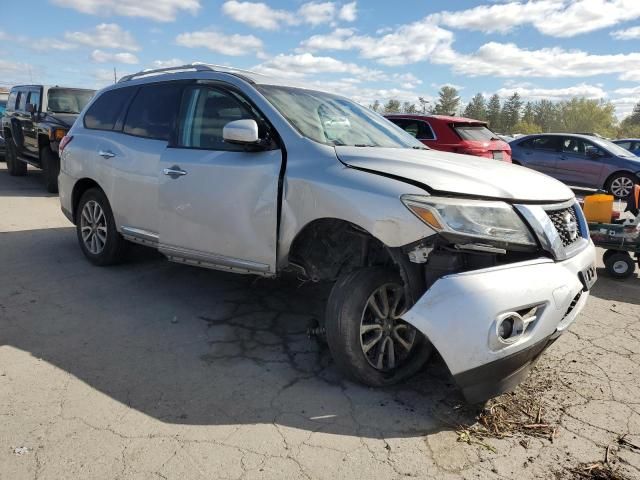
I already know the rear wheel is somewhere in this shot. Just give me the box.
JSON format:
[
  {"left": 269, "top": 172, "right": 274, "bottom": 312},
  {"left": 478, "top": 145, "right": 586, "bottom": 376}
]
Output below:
[
  {"left": 76, "top": 188, "right": 127, "bottom": 266},
  {"left": 604, "top": 252, "right": 635, "bottom": 279},
  {"left": 41, "top": 147, "right": 60, "bottom": 193},
  {"left": 6, "top": 137, "right": 26, "bottom": 176},
  {"left": 606, "top": 173, "right": 636, "bottom": 199},
  {"left": 325, "top": 267, "right": 432, "bottom": 387}
]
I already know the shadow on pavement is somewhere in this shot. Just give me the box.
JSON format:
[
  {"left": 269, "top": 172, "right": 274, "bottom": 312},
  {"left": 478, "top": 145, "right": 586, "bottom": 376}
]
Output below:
[
  {"left": 589, "top": 267, "right": 640, "bottom": 306},
  {"left": 0, "top": 164, "right": 57, "bottom": 198},
  {"left": 0, "top": 226, "right": 470, "bottom": 439}
]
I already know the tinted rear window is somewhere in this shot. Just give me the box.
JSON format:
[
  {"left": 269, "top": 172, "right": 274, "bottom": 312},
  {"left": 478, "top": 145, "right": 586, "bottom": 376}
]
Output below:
[
  {"left": 453, "top": 124, "right": 495, "bottom": 141},
  {"left": 123, "top": 83, "right": 183, "bottom": 141},
  {"left": 389, "top": 118, "right": 435, "bottom": 140},
  {"left": 84, "top": 87, "right": 136, "bottom": 131}
]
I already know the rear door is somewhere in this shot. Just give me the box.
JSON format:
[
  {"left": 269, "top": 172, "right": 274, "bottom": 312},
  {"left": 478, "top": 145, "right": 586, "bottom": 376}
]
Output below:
[
  {"left": 555, "top": 136, "right": 605, "bottom": 187},
  {"left": 158, "top": 83, "right": 282, "bottom": 275},
  {"left": 515, "top": 135, "right": 561, "bottom": 176}
]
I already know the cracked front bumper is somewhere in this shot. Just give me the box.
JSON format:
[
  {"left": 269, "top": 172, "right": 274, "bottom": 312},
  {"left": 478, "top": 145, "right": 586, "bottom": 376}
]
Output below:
[{"left": 403, "top": 240, "right": 596, "bottom": 403}]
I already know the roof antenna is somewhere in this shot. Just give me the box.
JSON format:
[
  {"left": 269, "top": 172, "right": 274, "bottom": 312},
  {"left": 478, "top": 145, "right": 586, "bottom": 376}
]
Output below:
[{"left": 113, "top": 67, "right": 117, "bottom": 84}]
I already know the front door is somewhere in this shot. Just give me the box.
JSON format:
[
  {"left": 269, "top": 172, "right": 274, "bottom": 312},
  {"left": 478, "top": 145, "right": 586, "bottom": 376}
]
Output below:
[
  {"left": 555, "top": 136, "right": 605, "bottom": 188},
  {"left": 158, "top": 84, "right": 282, "bottom": 275}
]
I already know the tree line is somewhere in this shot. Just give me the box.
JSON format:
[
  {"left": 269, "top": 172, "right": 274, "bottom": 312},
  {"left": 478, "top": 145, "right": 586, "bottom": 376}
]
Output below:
[{"left": 369, "top": 86, "right": 640, "bottom": 138}]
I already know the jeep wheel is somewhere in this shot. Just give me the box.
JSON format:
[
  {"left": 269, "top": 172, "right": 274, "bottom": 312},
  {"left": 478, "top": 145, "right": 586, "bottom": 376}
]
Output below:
[
  {"left": 6, "top": 137, "right": 26, "bottom": 176},
  {"left": 76, "top": 188, "right": 127, "bottom": 266},
  {"left": 325, "top": 267, "right": 432, "bottom": 386},
  {"left": 41, "top": 148, "right": 60, "bottom": 193}
]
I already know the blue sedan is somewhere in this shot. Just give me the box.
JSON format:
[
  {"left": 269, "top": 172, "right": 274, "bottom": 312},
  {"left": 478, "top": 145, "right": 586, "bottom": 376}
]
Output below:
[
  {"left": 510, "top": 133, "right": 640, "bottom": 198},
  {"left": 613, "top": 139, "right": 640, "bottom": 156}
]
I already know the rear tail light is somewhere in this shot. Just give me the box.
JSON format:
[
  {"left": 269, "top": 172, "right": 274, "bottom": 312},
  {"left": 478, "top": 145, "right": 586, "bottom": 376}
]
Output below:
[{"left": 59, "top": 135, "right": 73, "bottom": 155}]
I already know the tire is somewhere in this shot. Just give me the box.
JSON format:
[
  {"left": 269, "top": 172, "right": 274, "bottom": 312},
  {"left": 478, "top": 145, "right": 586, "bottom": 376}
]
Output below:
[
  {"left": 606, "top": 173, "right": 636, "bottom": 199},
  {"left": 602, "top": 249, "right": 616, "bottom": 265},
  {"left": 41, "top": 147, "right": 59, "bottom": 193},
  {"left": 76, "top": 188, "right": 127, "bottom": 266},
  {"left": 6, "top": 136, "right": 27, "bottom": 176},
  {"left": 325, "top": 267, "right": 432, "bottom": 387},
  {"left": 604, "top": 252, "right": 635, "bottom": 279}
]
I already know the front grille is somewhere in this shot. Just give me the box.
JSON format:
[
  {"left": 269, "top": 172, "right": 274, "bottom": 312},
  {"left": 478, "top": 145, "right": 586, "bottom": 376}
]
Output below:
[{"left": 547, "top": 206, "right": 582, "bottom": 247}]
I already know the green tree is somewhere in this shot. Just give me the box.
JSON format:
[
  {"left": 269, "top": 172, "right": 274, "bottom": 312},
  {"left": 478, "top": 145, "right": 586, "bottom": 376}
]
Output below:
[
  {"left": 521, "top": 101, "right": 535, "bottom": 125},
  {"left": 501, "top": 93, "right": 523, "bottom": 134},
  {"left": 418, "top": 97, "right": 430, "bottom": 114},
  {"left": 432, "top": 86, "right": 460, "bottom": 116},
  {"left": 533, "top": 100, "right": 559, "bottom": 132},
  {"left": 557, "top": 98, "right": 616, "bottom": 137},
  {"left": 463, "top": 93, "right": 486, "bottom": 120},
  {"left": 486, "top": 94, "right": 502, "bottom": 131},
  {"left": 628, "top": 101, "right": 640, "bottom": 124},
  {"left": 369, "top": 100, "right": 381, "bottom": 113},
  {"left": 402, "top": 101, "right": 417, "bottom": 114},
  {"left": 383, "top": 99, "right": 401, "bottom": 113}
]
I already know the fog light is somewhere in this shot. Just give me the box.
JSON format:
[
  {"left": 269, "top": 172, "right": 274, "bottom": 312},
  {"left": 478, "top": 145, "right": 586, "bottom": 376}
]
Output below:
[{"left": 498, "top": 317, "right": 514, "bottom": 339}]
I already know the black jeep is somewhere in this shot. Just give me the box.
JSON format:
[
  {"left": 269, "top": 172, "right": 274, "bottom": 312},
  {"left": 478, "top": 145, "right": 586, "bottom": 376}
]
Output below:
[{"left": 1, "top": 85, "right": 95, "bottom": 192}]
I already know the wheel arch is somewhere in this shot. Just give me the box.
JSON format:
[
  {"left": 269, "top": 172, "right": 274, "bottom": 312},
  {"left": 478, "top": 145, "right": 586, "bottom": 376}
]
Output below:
[
  {"left": 71, "top": 178, "right": 105, "bottom": 224},
  {"left": 603, "top": 169, "right": 635, "bottom": 190}
]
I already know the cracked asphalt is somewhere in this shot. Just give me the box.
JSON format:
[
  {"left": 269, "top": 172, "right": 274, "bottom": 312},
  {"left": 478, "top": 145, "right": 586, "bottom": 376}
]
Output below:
[{"left": 1, "top": 165, "right": 640, "bottom": 480}]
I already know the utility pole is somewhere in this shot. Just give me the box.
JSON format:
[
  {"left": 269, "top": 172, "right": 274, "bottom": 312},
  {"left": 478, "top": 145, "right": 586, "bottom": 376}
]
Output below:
[{"left": 113, "top": 67, "right": 117, "bottom": 84}]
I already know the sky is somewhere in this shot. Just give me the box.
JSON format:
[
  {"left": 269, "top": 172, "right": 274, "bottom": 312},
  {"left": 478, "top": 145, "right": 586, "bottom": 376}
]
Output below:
[{"left": 1, "top": 0, "right": 640, "bottom": 118}]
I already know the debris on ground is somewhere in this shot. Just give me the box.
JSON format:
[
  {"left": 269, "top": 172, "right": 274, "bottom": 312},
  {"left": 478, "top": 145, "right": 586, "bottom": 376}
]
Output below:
[
  {"left": 565, "top": 462, "right": 629, "bottom": 480},
  {"left": 12, "top": 446, "right": 31, "bottom": 456}
]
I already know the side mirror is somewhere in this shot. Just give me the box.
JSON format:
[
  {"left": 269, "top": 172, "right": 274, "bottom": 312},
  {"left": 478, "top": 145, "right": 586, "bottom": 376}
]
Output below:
[
  {"left": 26, "top": 103, "right": 35, "bottom": 114},
  {"left": 223, "top": 119, "right": 260, "bottom": 145},
  {"left": 586, "top": 148, "right": 602, "bottom": 159}
]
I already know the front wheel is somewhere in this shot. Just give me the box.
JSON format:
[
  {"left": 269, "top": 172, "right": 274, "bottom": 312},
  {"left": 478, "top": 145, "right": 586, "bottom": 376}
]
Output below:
[
  {"left": 76, "top": 188, "right": 127, "bottom": 266},
  {"left": 325, "top": 267, "right": 432, "bottom": 387},
  {"left": 6, "top": 137, "right": 27, "bottom": 176},
  {"left": 606, "top": 173, "right": 636, "bottom": 199}
]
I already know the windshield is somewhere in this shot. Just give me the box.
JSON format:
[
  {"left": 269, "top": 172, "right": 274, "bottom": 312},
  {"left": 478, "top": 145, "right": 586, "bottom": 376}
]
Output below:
[
  {"left": 257, "top": 85, "right": 424, "bottom": 148},
  {"left": 47, "top": 88, "right": 95, "bottom": 114},
  {"left": 592, "top": 137, "right": 637, "bottom": 158},
  {"left": 453, "top": 124, "right": 497, "bottom": 142}
]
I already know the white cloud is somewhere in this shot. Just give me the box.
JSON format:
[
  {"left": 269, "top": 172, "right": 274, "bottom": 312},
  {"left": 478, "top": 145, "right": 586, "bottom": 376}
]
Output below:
[
  {"left": 221, "top": 1, "right": 357, "bottom": 30},
  {"left": 253, "top": 53, "right": 381, "bottom": 79},
  {"left": 90, "top": 50, "right": 139, "bottom": 64},
  {"left": 432, "top": 0, "right": 640, "bottom": 38},
  {"left": 495, "top": 83, "right": 608, "bottom": 101},
  {"left": 151, "top": 58, "right": 186, "bottom": 68},
  {"left": 610, "top": 97, "right": 639, "bottom": 118},
  {"left": 64, "top": 24, "right": 139, "bottom": 51},
  {"left": 619, "top": 70, "right": 640, "bottom": 82},
  {"left": 431, "top": 42, "right": 640, "bottom": 79},
  {"left": 51, "top": 0, "right": 200, "bottom": 22},
  {"left": 300, "top": 22, "right": 453, "bottom": 66},
  {"left": 0, "top": 59, "right": 39, "bottom": 84},
  {"left": 0, "top": 31, "right": 76, "bottom": 51},
  {"left": 611, "top": 25, "right": 640, "bottom": 40},
  {"left": 176, "top": 30, "right": 263, "bottom": 56},
  {"left": 338, "top": 1, "right": 357, "bottom": 21}
]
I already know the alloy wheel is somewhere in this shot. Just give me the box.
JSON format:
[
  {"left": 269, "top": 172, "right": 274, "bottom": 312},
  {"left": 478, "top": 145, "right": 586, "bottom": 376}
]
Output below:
[
  {"left": 610, "top": 176, "right": 634, "bottom": 198},
  {"left": 80, "top": 200, "right": 107, "bottom": 254},
  {"left": 359, "top": 283, "right": 417, "bottom": 371}
]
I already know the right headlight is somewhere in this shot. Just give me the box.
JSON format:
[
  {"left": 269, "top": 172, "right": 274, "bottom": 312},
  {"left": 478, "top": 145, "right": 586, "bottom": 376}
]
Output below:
[{"left": 402, "top": 195, "right": 536, "bottom": 247}]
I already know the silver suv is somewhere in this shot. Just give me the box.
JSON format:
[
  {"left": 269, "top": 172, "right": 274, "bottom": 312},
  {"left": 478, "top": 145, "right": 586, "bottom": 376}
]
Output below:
[{"left": 58, "top": 64, "right": 596, "bottom": 402}]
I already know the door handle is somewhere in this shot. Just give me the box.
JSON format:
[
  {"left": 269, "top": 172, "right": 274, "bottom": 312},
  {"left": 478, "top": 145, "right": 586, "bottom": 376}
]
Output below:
[
  {"left": 163, "top": 166, "right": 188, "bottom": 178},
  {"left": 98, "top": 150, "right": 116, "bottom": 159}
]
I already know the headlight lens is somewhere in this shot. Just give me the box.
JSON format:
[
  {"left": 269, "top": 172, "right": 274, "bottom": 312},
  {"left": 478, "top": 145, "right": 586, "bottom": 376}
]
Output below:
[{"left": 402, "top": 195, "right": 536, "bottom": 246}]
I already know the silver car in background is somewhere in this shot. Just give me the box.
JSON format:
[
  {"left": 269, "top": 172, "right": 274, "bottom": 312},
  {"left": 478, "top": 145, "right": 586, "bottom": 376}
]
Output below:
[{"left": 58, "top": 64, "right": 596, "bottom": 402}]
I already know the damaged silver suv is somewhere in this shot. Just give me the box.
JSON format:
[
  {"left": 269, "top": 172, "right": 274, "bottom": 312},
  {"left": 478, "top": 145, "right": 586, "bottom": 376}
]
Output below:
[{"left": 58, "top": 64, "right": 596, "bottom": 402}]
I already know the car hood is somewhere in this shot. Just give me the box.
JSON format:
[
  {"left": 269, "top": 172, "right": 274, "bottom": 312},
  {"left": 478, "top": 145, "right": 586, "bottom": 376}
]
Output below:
[
  {"left": 335, "top": 146, "right": 574, "bottom": 203},
  {"left": 42, "top": 112, "right": 78, "bottom": 128}
]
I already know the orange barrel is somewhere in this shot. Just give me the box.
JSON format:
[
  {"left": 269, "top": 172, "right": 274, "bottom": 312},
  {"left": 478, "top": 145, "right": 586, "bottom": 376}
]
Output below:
[{"left": 583, "top": 193, "right": 614, "bottom": 223}]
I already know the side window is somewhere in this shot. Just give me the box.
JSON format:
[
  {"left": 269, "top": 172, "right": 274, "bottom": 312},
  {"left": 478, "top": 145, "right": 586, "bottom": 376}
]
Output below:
[
  {"left": 419, "top": 121, "right": 435, "bottom": 140},
  {"left": 27, "top": 90, "right": 41, "bottom": 111},
  {"left": 561, "top": 137, "right": 588, "bottom": 156},
  {"left": 616, "top": 141, "right": 632, "bottom": 150},
  {"left": 176, "top": 86, "right": 257, "bottom": 150},
  {"left": 391, "top": 119, "right": 419, "bottom": 137},
  {"left": 532, "top": 136, "right": 560, "bottom": 151},
  {"left": 6, "top": 91, "right": 17, "bottom": 110},
  {"left": 123, "top": 83, "right": 183, "bottom": 141},
  {"left": 16, "top": 91, "right": 26, "bottom": 112},
  {"left": 84, "top": 87, "right": 136, "bottom": 131}
]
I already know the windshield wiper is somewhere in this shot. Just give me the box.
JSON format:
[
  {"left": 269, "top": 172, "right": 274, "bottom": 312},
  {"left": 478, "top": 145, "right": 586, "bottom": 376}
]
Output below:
[
  {"left": 412, "top": 145, "right": 428, "bottom": 150},
  {"left": 354, "top": 144, "right": 376, "bottom": 147}
]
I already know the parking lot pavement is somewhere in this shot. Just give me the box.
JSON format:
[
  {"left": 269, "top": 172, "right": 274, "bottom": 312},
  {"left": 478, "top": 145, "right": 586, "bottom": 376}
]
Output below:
[{"left": 1, "top": 165, "right": 639, "bottom": 480}]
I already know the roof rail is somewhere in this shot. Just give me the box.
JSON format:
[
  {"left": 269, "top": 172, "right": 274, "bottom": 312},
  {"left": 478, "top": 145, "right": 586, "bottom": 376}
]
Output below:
[{"left": 117, "top": 63, "right": 261, "bottom": 83}]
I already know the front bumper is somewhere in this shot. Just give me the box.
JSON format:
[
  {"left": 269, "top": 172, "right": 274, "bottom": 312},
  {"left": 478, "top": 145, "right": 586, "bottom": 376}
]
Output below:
[{"left": 403, "top": 240, "right": 596, "bottom": 402}]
